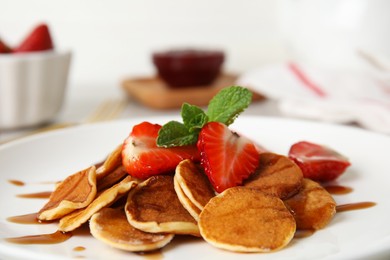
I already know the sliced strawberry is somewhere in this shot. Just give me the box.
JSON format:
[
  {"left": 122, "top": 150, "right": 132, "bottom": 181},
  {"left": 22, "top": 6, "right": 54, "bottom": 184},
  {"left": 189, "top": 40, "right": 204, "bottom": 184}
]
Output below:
[
  {"left": 288, "top": 141, "right": 351, "bottom": 182},
  {"left": 197, "top": 122, "right": 259, "bottom": 193},
  {"left": 0, "top": 38, "right": 12, "bottom": 53},
  {"left": 14, "top": 23, "right": 54, "bottom": 53},
  {"left": 122, "top": 121, "right": 200, "bottom": 179}
]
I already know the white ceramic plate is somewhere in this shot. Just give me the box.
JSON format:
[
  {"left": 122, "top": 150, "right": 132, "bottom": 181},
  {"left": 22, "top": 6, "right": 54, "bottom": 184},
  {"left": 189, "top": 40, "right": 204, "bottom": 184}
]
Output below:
[{"left": 0, "top": 116, "right": 389, "bottom": 260}]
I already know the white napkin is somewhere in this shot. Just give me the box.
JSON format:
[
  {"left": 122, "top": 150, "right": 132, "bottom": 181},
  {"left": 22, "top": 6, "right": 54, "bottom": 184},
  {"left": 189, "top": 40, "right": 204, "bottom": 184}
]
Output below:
[{"left": 237, "top": 63, "right": 390, "bottom": 134}]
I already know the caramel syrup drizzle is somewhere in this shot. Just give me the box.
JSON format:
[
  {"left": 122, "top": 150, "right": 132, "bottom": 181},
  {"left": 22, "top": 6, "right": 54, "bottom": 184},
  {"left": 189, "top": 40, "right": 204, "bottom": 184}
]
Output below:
[
  {"left": 5, "top": 230, "right": 72, "bottom": 244},
  {"left": 323, "top": 185, "right": 353, "bottom": 195},
  {"left": 336, "top": 201, "right": 377, "bottom": 213},
  {"left": 5, "top": 181, "right": 376, "bottom": 248},
  {"left": 6, "top": 212, "right": 46, "bottom": 225},
  {"left": 294, "top": 229, "right": 315, "bottom": 239},
  {"left": 8, "top": 179, "right": 58, "bottom": 186}
]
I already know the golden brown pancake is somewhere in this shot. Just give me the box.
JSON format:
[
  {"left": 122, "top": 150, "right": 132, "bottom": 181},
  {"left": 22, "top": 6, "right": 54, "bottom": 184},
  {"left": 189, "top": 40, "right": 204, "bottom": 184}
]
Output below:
[
  {"left": 38, "top": 166, "right": 97, "bottom": 221},
  {"left": 173, "top": 176, "right": 201, "bottom": 221},
  {"left": 90, "top": 208, "right": 174, "bottom": 252},
  {"left": 175, "top": 160, "right": 215, "bottom": 210},
  {"left": 97, "top": 165, "right": 129, "bottom": 192},
  {"left": 284, "top": 178, "right": 336, "bottom": 230},
  {"left": 244, "top": 153, "right": 303, "bottom": 199},
  {"left": 59, "top": 176, "right": 137, "bottom": 232},
  {"left": 96, "top": 144, "right": 123, "bottom": 177},
  {"left": 199, "top": 187, "right": 296, "bottom": 253},
  {"left": 125, "top": 175, "right": 199, "bottom": 236}
]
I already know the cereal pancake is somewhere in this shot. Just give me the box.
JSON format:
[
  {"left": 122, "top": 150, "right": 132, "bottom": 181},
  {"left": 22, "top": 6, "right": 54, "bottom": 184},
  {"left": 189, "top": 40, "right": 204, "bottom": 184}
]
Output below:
[
  {"left": 90, "top": 208, "right": 174, "bottom": 252},
  {"left": 244, "top": 153, "right": 303, "bottom": 199},
  {"left": 199, "top": 187, "right": 296, "bottom": 252},
  {"left": 284, "top": 178, "right": 336, "bottom": 230},
  {"left": 96, "top": 144, "right": 123, "bottom": 177},
  {"left": 97, "top": 165, "right": 128, "bottom": 192},
  {"left": 174, "top": 160, "right": 215, "bottom": 210},
  {"left": 38, "top": 166, "right": 97, "bottom": 221},
  {"left": 173, "top": 175, "right": 202, "bottom": 221},
  {"left": 125, "top": 175, "right": 199, "bottom": 236},
  {"left": 59, "top": 176, "right": 137, "bottom": 232}
]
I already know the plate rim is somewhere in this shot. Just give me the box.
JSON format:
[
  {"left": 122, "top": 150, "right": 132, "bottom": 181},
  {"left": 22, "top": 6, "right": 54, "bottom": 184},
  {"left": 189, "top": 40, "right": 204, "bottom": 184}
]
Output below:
[{"left": 1, "top": 115, "right": 390, "bottom": 260}]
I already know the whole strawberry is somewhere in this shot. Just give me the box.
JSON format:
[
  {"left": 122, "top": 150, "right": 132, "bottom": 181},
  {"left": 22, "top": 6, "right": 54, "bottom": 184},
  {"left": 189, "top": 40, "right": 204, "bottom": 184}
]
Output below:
[
  {"left": 122, "top": 121, "right": 200, "bottom": 179},
  {"left": 288, "top": 141, "right": 351, "bottom": 182},
  {"left": 197, "top": 122, "right": 259, "bottom": 193}
]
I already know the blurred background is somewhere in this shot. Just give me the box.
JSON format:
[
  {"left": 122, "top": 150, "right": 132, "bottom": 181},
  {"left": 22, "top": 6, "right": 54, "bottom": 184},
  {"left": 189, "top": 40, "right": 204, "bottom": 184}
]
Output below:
[
  {"left": 1, "top": 0, "right": 390, "bottom": 138},
  {"left": 2, "top": 0, "right": 389, "bottom": 84},
  {"left": 0, "top": 0, "right": 286, "bottom": 85}
]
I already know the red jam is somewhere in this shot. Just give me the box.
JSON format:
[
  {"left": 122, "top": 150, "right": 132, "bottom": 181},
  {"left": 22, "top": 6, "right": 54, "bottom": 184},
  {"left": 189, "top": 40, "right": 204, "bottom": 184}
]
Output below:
[{"left": 152, "top": 49, "right": 224, "bottom": 88}]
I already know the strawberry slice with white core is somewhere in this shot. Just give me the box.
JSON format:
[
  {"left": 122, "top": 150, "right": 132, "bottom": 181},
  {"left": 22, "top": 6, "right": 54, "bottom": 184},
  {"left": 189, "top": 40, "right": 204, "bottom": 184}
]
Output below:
[
  {"left": 197, "top": 122, "right": 260, "bottom": 193},
  {"left": 288, "top": 141, "right": 351, "bottom": 182},
  {"left": 122, "top": 122, "right": 200, "bottom": 179}
]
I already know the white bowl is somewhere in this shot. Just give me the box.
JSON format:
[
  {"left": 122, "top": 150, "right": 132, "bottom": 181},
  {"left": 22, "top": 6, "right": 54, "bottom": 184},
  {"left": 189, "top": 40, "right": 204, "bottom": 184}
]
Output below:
[{"left": 0, "top": 50, "right": 71, "bottom": 129}]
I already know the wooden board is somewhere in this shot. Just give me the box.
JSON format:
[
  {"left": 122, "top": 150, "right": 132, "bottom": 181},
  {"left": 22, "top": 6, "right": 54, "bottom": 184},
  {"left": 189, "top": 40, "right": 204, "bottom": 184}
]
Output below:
[{"left": 122, "top": 73, "right": 264, "bottom": 109}]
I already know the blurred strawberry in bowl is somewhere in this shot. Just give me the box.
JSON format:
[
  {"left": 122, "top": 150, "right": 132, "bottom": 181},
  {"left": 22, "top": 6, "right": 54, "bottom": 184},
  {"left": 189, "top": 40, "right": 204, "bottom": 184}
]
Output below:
[
  {"left": 0, "top": 23, "right": 72, "bottom": 129},
  {"left": 14, "top": 23, "right": 54, "bottom": 53},
  {"left": 0, "top": 38, "right": 12, "bottom": 53}
]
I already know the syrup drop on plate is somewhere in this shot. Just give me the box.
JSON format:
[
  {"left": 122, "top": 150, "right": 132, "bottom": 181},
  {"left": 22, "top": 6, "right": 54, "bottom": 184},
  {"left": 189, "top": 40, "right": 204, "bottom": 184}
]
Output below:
[
  {"left": 73, "top": 246, "right": 86, "bottom": 251},
  {"left": 8, "top": 180, "right": 25, "bottom": 186},
  {"left": 17, "top": 191, "right": 52, "bottom": 199}
]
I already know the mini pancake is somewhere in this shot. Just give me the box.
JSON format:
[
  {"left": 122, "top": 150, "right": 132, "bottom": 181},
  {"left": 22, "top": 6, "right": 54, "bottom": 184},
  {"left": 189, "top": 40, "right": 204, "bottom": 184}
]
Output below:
[
  {"left": 284, "top": 178, "right": 336, "bottom": 230},
  {"left": 173, "top": 176, "right": 201, "bottom": 221},
  {"left": 244, "top": 153, "right": 303, "bottom": 199},
  {"left": 38, "top": 166, "right": 97, "bottom": 221},
  {"left": 90, "top": 208, "right": 174, "bottom": 252},
  {"left": 59, "top": 176, "right": 137, "bottom": 232},
  {"left": 125, "top": 175, "right": 199, "bottom": 236},
  {"left": 175, "top": 160, "right": 215, "bottom": 211},
  {"left": 96, "top": 144, "right": 123, "bottom": 177},
  {"left": 199, "top": 187, "right": 296, "bottom": 253},
  {"left": 97, "top": 165, "right": 129, "bottom": 192}
]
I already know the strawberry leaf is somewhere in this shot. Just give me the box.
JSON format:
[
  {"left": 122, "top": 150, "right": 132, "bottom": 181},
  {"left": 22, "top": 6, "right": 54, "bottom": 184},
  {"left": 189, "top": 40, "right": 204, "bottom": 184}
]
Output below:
[
  {"left": 207, "top": 86, "right": 252, "bottom": 126},
  {"left": 157, "top": 121, "right": 198, "bottom": 147}
]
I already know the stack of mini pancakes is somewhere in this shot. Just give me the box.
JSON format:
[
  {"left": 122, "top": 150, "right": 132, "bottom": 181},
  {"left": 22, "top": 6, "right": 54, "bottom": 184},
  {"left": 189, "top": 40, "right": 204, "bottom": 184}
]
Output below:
[{"left": 37, "top": 145, "right": 336, "bottom": 253}]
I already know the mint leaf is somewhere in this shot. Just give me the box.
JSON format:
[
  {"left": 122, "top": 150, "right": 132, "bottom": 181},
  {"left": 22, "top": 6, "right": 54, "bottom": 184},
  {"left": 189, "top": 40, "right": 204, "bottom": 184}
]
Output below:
[
  {"left": 156, "top": 86, "right": 252, "bottom": 148},
  {"left": 157, "top": 121, "right": 198, "bottom": 147},
  {"left": 188, "top": 113, "right": 208, "bottom": 133},
  {"left": 207, "top": 86, "right": 252, "bottom": 126},
  {"left": 181, "top": 103, "right": 208, "bottom": 132}
]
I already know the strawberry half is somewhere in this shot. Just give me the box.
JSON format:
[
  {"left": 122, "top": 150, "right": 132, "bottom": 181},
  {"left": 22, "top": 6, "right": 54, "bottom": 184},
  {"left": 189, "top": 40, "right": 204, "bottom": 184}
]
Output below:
[
  {"left": 197, "top": 122, "right": 260, "bottom": 193},
  {"left": 0, "top": 38, "right": 12, "bottom": 53},
  {"left": 122, "top": 121, "right": 200, "bottom": 179},
  {"left": 288, "top": 141, "right": 351, "bottom": 182},
  {"left": 14, "top": 23, "right": 54, "bottom": 53}
]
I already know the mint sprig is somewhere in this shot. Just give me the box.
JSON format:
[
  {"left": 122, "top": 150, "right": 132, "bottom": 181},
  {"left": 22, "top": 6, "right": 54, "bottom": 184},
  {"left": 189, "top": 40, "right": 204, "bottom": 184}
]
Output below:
[
  {"left": 207, "top": 86, "right": 252, "bottom": 125},
  {"left": 157, "top": 86, "right": 252, "bottom": 147}
]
